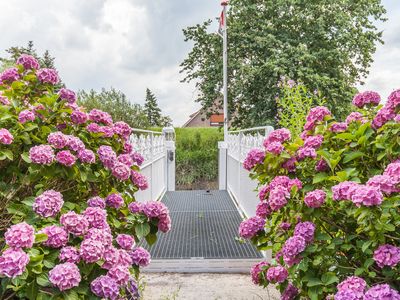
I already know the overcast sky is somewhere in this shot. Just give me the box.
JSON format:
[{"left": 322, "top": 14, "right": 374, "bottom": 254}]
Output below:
[{"left": 0, "top": 0, "right": 398, "bottom": 126}]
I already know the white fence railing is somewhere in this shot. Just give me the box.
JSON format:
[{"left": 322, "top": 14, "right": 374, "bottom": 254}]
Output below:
[
  {"left": 130, "top": 127, "right": 175, "bottom": 203},
  {"left": 219, "top": 126, "right": 273, "bottom": 217}
]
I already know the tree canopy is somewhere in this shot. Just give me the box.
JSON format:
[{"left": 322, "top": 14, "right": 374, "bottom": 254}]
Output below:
[
  {"left": 144, "top": 88, "right": 172, "bottom": 127},
  {"left": 78, "top": 88, "right": 151, "bottom": 129},
  {"left": 180, "top": 0, "right": 386, "bottom": 128}
]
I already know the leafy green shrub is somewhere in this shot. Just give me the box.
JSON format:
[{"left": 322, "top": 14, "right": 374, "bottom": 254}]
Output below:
[
  {"left": 241, "top": 90, "right": 400, "bottom": 299},
  {"left": 0, "top": 55, "right": 170, "bottom": 299},
  {"left": 175, "top": 128, "right": 223, "bottom": 190},
  {"left": 276, "top": 78, "right": 326, "bottom": 137}
]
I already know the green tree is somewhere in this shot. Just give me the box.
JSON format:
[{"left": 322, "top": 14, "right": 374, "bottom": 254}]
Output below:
[
  {"left": 144, "top": 88, "right": 171, "bottom": 127},
  {"left": 180, "top": 0, "right": 386, "bottom": 128},
  {"left": 78, "top": 88, "right": 151, "bottom": 129}
]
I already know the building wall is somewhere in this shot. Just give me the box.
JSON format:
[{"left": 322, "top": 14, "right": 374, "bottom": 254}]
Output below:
[{"left": 184, "top": 111, "right": 210, "bottom": 127}]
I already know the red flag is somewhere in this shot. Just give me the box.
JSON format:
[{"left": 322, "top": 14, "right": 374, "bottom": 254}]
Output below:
[{"left": 218, "top": 9, "right": 225, "bottom": 36}]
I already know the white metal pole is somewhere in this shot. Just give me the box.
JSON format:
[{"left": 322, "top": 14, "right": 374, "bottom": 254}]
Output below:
[{"left": 222, "top": 2, "right": 228, "bottom": 141}]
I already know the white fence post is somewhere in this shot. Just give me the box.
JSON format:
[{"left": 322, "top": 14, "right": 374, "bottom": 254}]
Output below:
[
  {"left": 218, "top": 141, "right": 228, "bottom": 190},
  {"left": 162, "top": 127, "right": 176, "bottom": 192}
]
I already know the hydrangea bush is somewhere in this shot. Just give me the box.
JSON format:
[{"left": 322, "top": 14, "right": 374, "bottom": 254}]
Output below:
[
  {"left": 0, "top": 56, "right": 171, "bottom": 299},
  {"left": 242, "top": 90, "right": 400, "bottom": 299}
]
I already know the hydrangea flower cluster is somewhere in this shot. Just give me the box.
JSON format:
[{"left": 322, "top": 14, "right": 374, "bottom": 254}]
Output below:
[
  {"left": 250, "top": 261, "right": 269, "bottom": 284},
  {"left": 239, "top": 216, "right": 265, "bottom": 239},
  {"left": 40, "top": 225, "right": 68, "bottom": 248},
  {"left": 36, "top": 68, "right": 59, "bottom": 85},
  {"left": 49, "top": 262, "right": 81, "bottom": 291},
  {"left": 87, "top": 196, "right": 106, "bottom": 208},
  {"left": 303, "top": 106, "right": 332, "bottom": 131},
  {"left": 266, "top": 265, "right": 288, "bottom": 283},
  {"left": 16, "top": 54, "right": 40, "bottom": 70},
  {"left": 0, "top": 67, "right": 20, "bottom": 83},
  {"left": 60, "top": 211, "right": 89, "bottom": 236},
  {"left": 130, "top": 247, "right": 151, "bottom": 267},
  {"left": 5, "top": 222, "right": 35, "bottom": 249},
  {"left": 18, "top": 109, "right": 36, "bottom": 124},
  {"left": 59, "top": 246, "right": 80, "bottom": 263},
  {"left": 116, "top": 234, "right": 136, "bottom": 250},
  {"left": 88, "top": 109, "right": 113, "bottom": 125},
  {"left": 29, "top": 144, "right": 55, "bottom": 164},
  {"left": 0, "top": 128, "right": 14, "bottom": 144},
  {"left": 0, "top": 248, "right": 30, "bottom": 278},
  {"left": 303, "top": 189, "right": 326, "bottom": 208},
  {"left": 131, "top": 170, "right": 149, "bottom": 190},
  {"left": 373, "top": 244, "right": 400, "bottom": 268},
  {"left": 90, "top": 275, "right": 120, "bottom": 299},
  {"left": 142, "top": 201, "right": 171, "bottom": 233},
  {"left": 372, "top": 89, "right": 400, "bottom": 129},
  {"left": 106, "top": 193, "right": 124, "bottom": 208},
  {"left": 352, "top": 91, "right": 381, "bottom": 108},
  {"left": 58, "top": 88, "right": 76, "bottom": 103},
  {"left": 243, "top": 148, "right": 265, "bottom": 171}
]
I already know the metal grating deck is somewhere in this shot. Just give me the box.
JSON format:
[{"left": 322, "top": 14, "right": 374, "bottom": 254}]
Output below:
[{"left": 143, "top": 190, "right": 262, "bottom": 260}]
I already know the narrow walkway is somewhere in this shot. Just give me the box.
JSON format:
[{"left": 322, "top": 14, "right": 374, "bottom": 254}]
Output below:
[{"left": 143, "top": 190, "right": 263, "bottom": 273}]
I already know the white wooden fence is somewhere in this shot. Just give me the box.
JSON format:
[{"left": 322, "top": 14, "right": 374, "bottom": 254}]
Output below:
[
  {"left": 130, "top": 128, "right": 175, "bottom": 202},
  {"left": 219, "top": 126, "right": 274, "bottom": 217}
]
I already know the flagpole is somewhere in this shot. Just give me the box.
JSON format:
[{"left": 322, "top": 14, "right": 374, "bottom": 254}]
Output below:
[{"left": 222, "top": 0, "right": 228, "bottom": 142}]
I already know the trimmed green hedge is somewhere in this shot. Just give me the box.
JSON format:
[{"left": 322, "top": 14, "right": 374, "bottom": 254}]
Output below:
[{"left": 175, "top": 128, "right": 223, "bottom": 190}]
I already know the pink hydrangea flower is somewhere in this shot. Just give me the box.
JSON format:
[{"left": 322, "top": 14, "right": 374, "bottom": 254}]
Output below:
[
  {"left": 265, "top": 141, "right": 284, "bottom": 155},
  {"left": 279, "top": 222, "right": 291, "bottom": 231},
  {"left": 131, "top": 171, "right": 148, "bottom": 190},
  {"left": 66, "top": 135, "right": 85, "bottom": 152},
  {"left": 372, "top": 107, "right": 396, "bottom": 129},
  {"left": 71, "top": 110, "right": 88, "bottom": 124},
  {"left": 117, "top": 154, "right": 134, "bottom": 167},
  {"left": 332, "top": 181, "right": 359, "bottom": 201},
  {"left": 352, "top": 91, "right": 381, "bottom": 108},
  {"left": 116, "top": 234, "right": 136, "bottom": 250},
  {"left": 47, "top": 132, "right": 68, "bottom": 149},
  {"left": 384, "top": 162, "right": 400, "bottom": 183},
  {"left": 142, "top": 201, "right": 169, "bottom": 219},
  {"left": 113, "top": 121, "right": 132, "bottom": 138},
  {"left": 80, "top": 239, "right": 105, "bottom": 263},
  {"left": 97, "top": 145, "right": 117, "bottom": 169},
  {"left": 58, "top": 88, "right": 76, "bottom": 103},
  {"left": 83, "top": 207, "right": 107, "bottom": 229},
  {"left": 36, "top": 68, "right": 59, "bottom": 85},
  {"left": 40, "top": 225, "right": 68, "bottom": 248},
  {"left": 364, "top": 284, "right": 400, "bottom": 300},
  {"left": 128, "top": 201, "right": 143, "bottom": 214},
  {"left": 105, "top": 193, "right": 124, "bottom": 209},
  {"left": 282, "top": 156, "right": 297, "bottom": 172},
  {"left": 91, "top": 275, "right": 119, "bottom": 299},
  {"left": 59, "top": 246, "right": 80, "bottom": 263},
  {"left": 0, "top": 248, "right": 29, "bottom": 278},
  {"left": 367, "top": 175, "right": 398, "bottom": 194},
  {"left": 266, "top": 265, "right": 288, "bottom": 283},
  {"left": 351, "top": 185, "right": 383, "bottom": 207},
  {"left": 303, "top": 135, "right": 323, "bottom": 149},
  {"left": 330, "top": 122, "right": 348, "bottom": 133},
  {"left": 250, "top": 261, "right": 269, "bottom": 285},
  {"left": 87, "top": 196, "right": 106, "bottom": 209},
  {"left": 131, "top": 152, "right": 145, "bottom": 166},
  {"left": 112, "top": 162, "right": 131, "bottom": 181},
  {"left": 294, "top": 222, "right": 315, "bottom": 244},
  {"left": 0, "top": 93, "right": 10, "bottom": 105},
  {"left": 268, "top": 187, "right": 289, "bottom": 211},
  {"left": 60, "top": 211, "right": 89, "bottom": 236},
  {"left": 346, "top": 112, "right": 366, "bottom": 124},
  {"left": 304, "top": 106, "right": 331, "bottom": 130},
  {"left": 258, "top": 185, "right": 269, "bottom": 200},
  {"left": 256, "top": 201, "right": 271, "bottom": 219},
  {"left": 239, "top": 216, "right": 265, "bottom": 239},
  {"left": 49, "top": 263, "right": 81, "bottom": 291},
  {"left": 0, "top": 68, "right": 20, "bottom": 83},
  {"left": 387, "top": 89, "right": 400, "bottom": 110},
  {"left": 99, "top": 126, "right": 114, "bottom": 138},
  {"left": 56, "top": 150, "right": 76, "bottom": 167},
  {"left": 334, "top": 290, "right": 363, "bottom": 300},
  {"left": 282, "top": 236, "right": 306, "bottom": 262},
  {"left": 281, "top": 283, "right": 299, "bottom": 300},
  {"left": 5, "top": 222, "right": 35, "bottom": 249},
  {"left": 243, "top": 149, "right": 265, "bottom": 171},
  {"left": 108, "top": 265, "right": 130, "bottom": 285},
  {"left": 373, "top": 244, "right": 400, "bottom": 268},
  {"left": 0, "top": 128, "right": 13, "bottom": 145},
  {"left": 86, "top": 122, "right": 101, "bottom": 133},
  {"left": 130, "top": 247, "right": 151, "bottom": 267},
  {"left": 315, "top": 159, "right": 329, "bottom": 172},
  {"left": 102, "top": 247, "right": 132, "bottom": 270},
  {"left": 337, "top": 276, "right": 367, "bottom": 294},
  {"left": 263, "top": 128, "right": 291, "bottom": 146},
  {"left": 16, "top": 54, "right": 39, "bottom": 70},
  {"left": 88, "top": 109, "right": 113, "bottom": 125},
  {"left": 158, "top": 215, "right": 172, "bottom": 233},
  {"left": 85, "top": 228, "right": 113, "bottom": 246},
  {"left": 77, "top": 149, "right": 96, "bottom": 164},
  {"left": 18, "top": 110, "right": 35, "bottom": 124},
  {"left": 33, "top": 190, "right": 64, "bottom": 218},
  {"left": 296, "top": 147, "right": 317, "bottom": 161},
  {"left": 304, "top": 189, "right": 326, "bottom": 208},
  {"left": 29, "top": 145, "right": 55, "bottom": 165}
]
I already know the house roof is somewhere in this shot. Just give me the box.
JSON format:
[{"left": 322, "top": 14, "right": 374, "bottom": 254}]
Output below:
[{"left": 182, "top": 109, "right": 202, "bottom": 127}]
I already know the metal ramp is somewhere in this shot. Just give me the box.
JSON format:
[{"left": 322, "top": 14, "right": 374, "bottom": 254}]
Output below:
[{"left": 142, "top": 190, "right": 263, "bottom": 273}]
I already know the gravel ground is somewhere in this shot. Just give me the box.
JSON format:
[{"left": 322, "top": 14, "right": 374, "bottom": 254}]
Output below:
[{"left": 141, "top": 273, "right": 280, "bottom": 300}]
